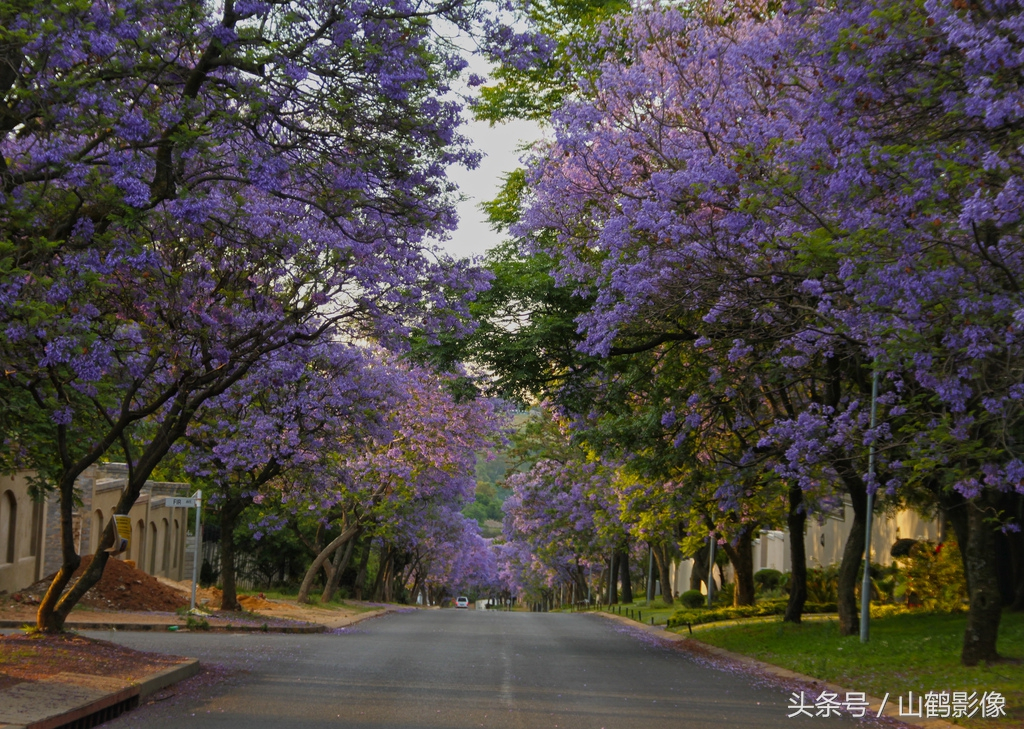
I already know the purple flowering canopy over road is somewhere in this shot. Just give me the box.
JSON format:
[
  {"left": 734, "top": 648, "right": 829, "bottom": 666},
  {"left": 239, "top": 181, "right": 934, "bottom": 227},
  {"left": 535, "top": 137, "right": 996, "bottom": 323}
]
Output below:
[
  {"left": 0, "top": 0, "right": 536, "bottom": 631},
  {"left": 505, "top": 0, "right": 1024, "bottom": 664}
]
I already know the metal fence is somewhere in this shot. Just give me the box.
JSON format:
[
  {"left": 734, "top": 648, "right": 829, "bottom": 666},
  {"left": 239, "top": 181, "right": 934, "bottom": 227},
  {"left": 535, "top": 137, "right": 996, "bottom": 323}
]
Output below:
[{"left": 199, "top": 541, "right": 290, "bottom": 591}]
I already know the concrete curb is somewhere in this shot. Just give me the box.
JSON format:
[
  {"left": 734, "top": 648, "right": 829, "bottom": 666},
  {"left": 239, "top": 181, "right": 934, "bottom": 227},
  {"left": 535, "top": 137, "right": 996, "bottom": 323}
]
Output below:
[
  {"left": 328, "top": 607, "right": 403, "bottom": 628},
  {"left": 0, "top": 604, "right": 406, "bottom": 634},
  {"left": 24, "top": 684, "right": 138, "bottom": 729},
  {"left": 593, "top": 611, "right": 958, "bottom": 729},
  {"left": 136, "top": 659, "right": 201, "bottom": 701},
  {"left": 0, "top": 659, "right": 201, "bottom": 729},
  {"left": 0, "top": 619, "right": 326, "bottom": 633}
]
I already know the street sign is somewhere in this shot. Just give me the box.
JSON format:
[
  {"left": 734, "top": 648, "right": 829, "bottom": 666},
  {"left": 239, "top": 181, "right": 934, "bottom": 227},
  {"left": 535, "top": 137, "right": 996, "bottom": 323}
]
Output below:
[
  {"left": 106, "top": 514, "right": 132, "bottom": 555},
  {"left": 165, "top": 497, "right": 196, "bottom": 508}
]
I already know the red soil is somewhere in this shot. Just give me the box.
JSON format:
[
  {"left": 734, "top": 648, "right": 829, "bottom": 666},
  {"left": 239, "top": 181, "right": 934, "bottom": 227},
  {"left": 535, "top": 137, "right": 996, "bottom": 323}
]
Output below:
[{"left": 13, "top": 555, "right": 188, "bottom": 612}]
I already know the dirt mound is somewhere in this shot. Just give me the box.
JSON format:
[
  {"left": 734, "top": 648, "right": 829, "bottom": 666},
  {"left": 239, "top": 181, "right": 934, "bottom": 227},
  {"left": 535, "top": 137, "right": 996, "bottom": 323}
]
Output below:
[
  {"left": 17, "top": 556, "right": 189, "bottom": 612},
  {"left": 238, "top": 594, "right": 275, "bottom": 611},
  {"left": 154, "top": 577, "right": 223, "bottom": 609}
]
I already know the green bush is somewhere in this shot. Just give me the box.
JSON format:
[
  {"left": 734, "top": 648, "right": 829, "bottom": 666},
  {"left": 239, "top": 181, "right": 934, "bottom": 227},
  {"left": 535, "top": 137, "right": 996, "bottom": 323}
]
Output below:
[
  {"left": 666, "top": 599, "right": 837, "bottom": 628},
  {"left": 805, "top": 565, "right": 838, "bottom": 603},
  {"left": 680, "top": 589, "right": 705, "bottom": 608},
  {"left": 895, "top": 540, "right": 967, "bottom": 610},
  {"left": 185, "top": 615, "right": 211, "bottom": 631},
  {"left": 754, "top": 568, "right": 784, "bottom": 592}
]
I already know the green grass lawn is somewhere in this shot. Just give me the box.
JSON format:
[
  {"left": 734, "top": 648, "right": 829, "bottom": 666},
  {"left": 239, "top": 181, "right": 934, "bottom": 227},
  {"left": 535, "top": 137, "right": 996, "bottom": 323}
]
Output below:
[
  {"left": 591, "top": 599, "right": 679, "bottom": 626},
  {"left": 238, "top": 588, "right": 379, "bottom": 612},
  {"left": 676, "top": 611, "right": 1024, "bottom": 728}
]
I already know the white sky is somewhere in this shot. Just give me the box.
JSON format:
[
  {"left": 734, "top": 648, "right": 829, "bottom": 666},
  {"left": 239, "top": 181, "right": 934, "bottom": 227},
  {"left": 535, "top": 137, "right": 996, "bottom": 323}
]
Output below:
[{"left": 438, "top": 116, "right": 541, "bottom": 261}]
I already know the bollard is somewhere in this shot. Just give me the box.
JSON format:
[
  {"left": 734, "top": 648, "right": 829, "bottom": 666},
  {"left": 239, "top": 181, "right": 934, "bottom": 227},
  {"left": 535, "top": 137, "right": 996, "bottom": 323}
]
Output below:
[{"left": 638, "top": 610, "right": 642, "bottom": 622}]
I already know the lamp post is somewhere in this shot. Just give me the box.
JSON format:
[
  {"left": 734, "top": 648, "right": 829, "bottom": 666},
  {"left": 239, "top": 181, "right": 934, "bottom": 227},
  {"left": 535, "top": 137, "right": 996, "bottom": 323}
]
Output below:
[
  {"left": 860, "top": 367, "right": 880, "bottom": 643},
  {"left": 189, "top": 490, "right": 202, "bottom": 613},
  {"left": 707, "top": 534, "right": 716, "bottom": 609},
  {"left": 646, "top": 544, "right": 654, "bottom": 605}
]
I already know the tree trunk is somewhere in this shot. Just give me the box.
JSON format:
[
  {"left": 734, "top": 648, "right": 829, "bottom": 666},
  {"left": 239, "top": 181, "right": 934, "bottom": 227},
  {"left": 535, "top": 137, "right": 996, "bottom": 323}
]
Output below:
[
  {"left": 372, "top": 545, "right": 392, "bottom": 602},
  {"left": 618, "top": 547, "right": 633, "bottom": 603},
  {"left": 1008, "top": 527, "right": 1024, "bottom": 611},
  {"left": 942, "top": 495, "right": 972, "bottom": 596},
  {"left": 836, "top": 471, "right": 867, "bottom": 636},
  {"left": 962, "top": 493, "right": 1003, "bottom": 666},
  {"left": 321, "top": 528, "right": 360, "bottom": 604},
  {"left": 219, "top": 495, "right": 245, "bottom": 612},
  {"left": 652, "top": 543, "right": 674, "bottom": 606},
  {"left": 689, "top": 543, "right": 710, "bottom": 592},
  {"left": 574, "top": 562, "right": 588, "bottom": 600},
  {"left": 37, "top": 473, "right": 86, "bottom": 631},
  {"left": 608, "top": 552, "right": 618, "bottom": 604},
  {"left": 296, "top": 522, "right": 361, "bottom": 603},
  {"left": 994, "top": 492, "right": 1024, "bottom": 609},
  {"left": 721, "top": 524, "right": 756, "bottom": 606},
  {"left": 354, "top": 540, "right": 371, "bottom": 600},
  {"left": 784, "top": 484, "right": 808, "bottom": 623}
]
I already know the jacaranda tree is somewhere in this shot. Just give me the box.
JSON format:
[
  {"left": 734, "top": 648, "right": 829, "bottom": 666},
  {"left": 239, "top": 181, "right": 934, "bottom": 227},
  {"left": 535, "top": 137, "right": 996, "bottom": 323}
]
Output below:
[
  {"left": 513, "top": 0, "right": 1024, "bottom": 664},
  {"left": 0, "top": 0, "right": 529, "bottom": 632}
]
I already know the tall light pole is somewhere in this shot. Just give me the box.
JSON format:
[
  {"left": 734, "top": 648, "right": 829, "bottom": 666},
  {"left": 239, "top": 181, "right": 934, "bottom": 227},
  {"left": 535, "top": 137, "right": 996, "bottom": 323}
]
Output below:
[
  {"left": 646, "top": 544, "right": 654, "bottom": 605},
  {"left": 860, "top": 367, "right": 880, "bottom": 643},
  {"left": 707, "top": 534, "right": 716, "bottom": 608},
  {"left": 190, "top": 490, "right": 202, "bottom": 613}
]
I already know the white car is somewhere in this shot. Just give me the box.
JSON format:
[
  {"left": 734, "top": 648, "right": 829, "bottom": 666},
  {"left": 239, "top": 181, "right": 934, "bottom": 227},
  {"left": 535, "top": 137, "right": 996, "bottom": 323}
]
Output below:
[{"left": 455, "top": 596, "right": 470, "bottom": 609}]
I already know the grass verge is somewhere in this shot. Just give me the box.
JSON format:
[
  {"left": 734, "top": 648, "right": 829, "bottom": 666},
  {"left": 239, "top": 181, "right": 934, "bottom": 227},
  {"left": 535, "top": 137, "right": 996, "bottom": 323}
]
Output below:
[
  {"left": 596, "top": 599, "right": 679, "bottom": 626},
  {"left": 675, "top": 610, "right": 1024, "bottom": 728},
  {"left": 239, "top": 588, "right": 381, "bottom": 613}
]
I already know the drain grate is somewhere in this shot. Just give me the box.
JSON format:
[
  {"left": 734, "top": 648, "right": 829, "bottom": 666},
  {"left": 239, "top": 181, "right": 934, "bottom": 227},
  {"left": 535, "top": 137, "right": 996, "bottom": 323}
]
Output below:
[{"left": 50, "top": 694, "right": 139, "bottom": 729}]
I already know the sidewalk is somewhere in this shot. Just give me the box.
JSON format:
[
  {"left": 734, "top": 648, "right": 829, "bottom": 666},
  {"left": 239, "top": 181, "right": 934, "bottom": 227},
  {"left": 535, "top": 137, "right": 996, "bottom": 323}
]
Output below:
[
  {"left": 0, "top": 659, "right": 199, "bottom": 729},
  {"left": 0, "top": 603, "right": 399, "bottom": 728},
  {"left": 593, "top": 611, "right": 957, "bottom": 729},
  {"left": 0, "top": 599, "right": 400, "bottom": 633}
]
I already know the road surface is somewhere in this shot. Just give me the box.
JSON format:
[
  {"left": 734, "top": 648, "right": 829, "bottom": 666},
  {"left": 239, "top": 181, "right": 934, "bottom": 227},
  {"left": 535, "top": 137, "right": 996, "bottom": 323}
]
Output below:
[{"left": 91, "top": 610, "right": 869, "bottom": 728}]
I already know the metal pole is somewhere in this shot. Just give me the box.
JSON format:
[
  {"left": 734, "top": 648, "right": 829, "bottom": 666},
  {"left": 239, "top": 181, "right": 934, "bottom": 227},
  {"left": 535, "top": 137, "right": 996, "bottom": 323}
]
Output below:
[
  {"left": 646, "top": 544, "right": 654, "bottom": 605},
  {"left": 707, "top": 535, "right": 716, "bottom": 608},
  {"left": 190, "top": 490, "right": 202, "bottom": 613},
  {"left": 860, "top": 369, "right": 879, "bottom": 643}
]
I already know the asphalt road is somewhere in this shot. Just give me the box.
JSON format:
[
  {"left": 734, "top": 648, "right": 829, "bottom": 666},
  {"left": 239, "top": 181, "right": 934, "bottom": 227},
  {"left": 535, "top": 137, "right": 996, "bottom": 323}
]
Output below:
[{"left": 87, "top": 610, "right": 868, "bottom": 728}]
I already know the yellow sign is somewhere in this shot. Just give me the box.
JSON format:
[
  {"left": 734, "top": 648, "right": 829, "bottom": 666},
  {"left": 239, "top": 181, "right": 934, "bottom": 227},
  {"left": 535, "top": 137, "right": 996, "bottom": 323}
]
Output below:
[{"left": 106, "top": 514, "right": 132, "bottom": 555}]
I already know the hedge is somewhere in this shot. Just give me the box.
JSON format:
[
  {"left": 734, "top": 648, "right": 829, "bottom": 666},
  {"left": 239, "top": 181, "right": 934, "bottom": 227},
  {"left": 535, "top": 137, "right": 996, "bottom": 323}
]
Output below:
[{"left": 666, "top": 599, "right": 838, "bottom": 628}]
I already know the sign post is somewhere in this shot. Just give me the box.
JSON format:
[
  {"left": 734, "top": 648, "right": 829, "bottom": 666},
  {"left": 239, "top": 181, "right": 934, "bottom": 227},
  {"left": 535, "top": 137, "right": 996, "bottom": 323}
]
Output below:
[
  {"left": 183, "top": 490, "right": 202, "bottom": 613},
  {"left": 106, "top": 515, "right": 132, "bottom": 555}
]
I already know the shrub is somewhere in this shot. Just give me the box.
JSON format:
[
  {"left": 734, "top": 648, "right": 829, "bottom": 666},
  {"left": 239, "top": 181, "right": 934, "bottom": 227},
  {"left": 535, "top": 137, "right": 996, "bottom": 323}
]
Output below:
[
  {"left": 185, "top": 615, "right": 211, "bottom": 631},
  {"left": 805, "top": 565, "right": 838, "bottom": 603},
  {"left": 714, "top": 582, "right": 735, "bottom": 605},
  {"left": 681, "top": 590, "right": 705, "bottom": 608},
  {"left": 666, "top": 599, "right": 837, "bottom": 628},
  {"left": 895, "top": 540, "right": 967, "bottom": 610},
  {"left": 754, "top": 569, "right": 784, "bottom": 592}
]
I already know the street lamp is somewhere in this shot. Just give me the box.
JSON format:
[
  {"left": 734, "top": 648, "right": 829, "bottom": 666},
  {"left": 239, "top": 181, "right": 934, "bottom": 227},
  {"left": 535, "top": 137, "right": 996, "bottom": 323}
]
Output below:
[
  {"left": 707, "top": 534, "right": 716, "bottom": 609},
  {"left": 860, "top": 367, "right": 880, "bottom": 643}
]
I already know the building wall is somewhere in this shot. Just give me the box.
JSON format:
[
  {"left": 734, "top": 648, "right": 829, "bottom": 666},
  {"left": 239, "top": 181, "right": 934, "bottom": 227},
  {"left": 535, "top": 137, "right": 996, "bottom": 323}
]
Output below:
[
  {"left": 26, "top": 463, "right": 193, "bottom": 593},
  {"left": 0, "top": 472, "right": 48, "bottom": 594},
  {"left": 672, "top": 502, "right": 941, "bottom": 594}
]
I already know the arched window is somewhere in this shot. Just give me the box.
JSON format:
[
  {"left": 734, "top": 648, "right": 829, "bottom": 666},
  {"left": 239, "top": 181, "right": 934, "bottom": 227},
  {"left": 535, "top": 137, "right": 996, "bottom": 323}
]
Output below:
[
  {"left": 1, "top": 491, "right": 17, "bottom": 564},
  {"left": 29, "top": 499, "right": 43, "bottom": 557},
  {"left": 161, "top": 518, "right": 170, "bottom": 573},
  {"left": 93, "top": 510, "right": 104, "bottom": 552},
  {"left": 134, "top": 520, "right": 145, "bottom": 564},
  {"left": 172, "top": 519, "right": 180, "bottom": 568},
  {"left": 148, "top": 521, "right": 158, "bottom": 573}
]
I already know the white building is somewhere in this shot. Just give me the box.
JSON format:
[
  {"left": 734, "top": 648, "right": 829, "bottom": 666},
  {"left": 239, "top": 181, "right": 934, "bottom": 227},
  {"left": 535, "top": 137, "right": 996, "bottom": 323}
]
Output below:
[{"left": 672, "top": 501, "right": 941, "bottom": 595}]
